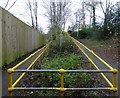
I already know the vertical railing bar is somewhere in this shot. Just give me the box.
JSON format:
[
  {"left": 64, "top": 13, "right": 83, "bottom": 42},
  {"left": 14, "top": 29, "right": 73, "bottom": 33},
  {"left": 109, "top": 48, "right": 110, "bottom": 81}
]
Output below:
[
  {"left": 32, "top": 55, "right": 34, "bottom": 75},
  {"left": 7, "top": 69, "right": 14, "bottom": 96},
  {"left": 59, "top": 69, "right": 66, "bottom": 97},
  {"left": 90, "top": 51, "right": 93, "bottom": 70},
  {"left": 112, "top": 69, "right": 118, "bottom": 96}
]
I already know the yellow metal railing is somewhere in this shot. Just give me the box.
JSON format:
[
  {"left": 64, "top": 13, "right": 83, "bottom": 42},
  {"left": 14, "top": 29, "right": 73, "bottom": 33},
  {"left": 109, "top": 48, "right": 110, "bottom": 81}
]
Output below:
[
  {"left": 8, "top": 69, "right": 117, "bottom": 96},
  {"left": 7, "top": 33, "right": 118, "bottom": 96},
  {"left": 66, "top": 32, "right": 118, "bottom": 96},
  {"left": 7, "top": 42, "right": 51, "bottom": 96}
]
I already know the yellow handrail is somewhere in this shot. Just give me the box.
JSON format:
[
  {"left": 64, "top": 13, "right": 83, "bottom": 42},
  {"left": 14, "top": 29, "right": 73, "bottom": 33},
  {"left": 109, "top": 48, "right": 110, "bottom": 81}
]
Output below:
[
  {"left": 8, "top": 69, "right": 117, "bottom": 97},
  {"left": 7, "top": 33, "right": 118, "bottom": 97},
  {"left": 12, "top": 53, "right": 41, "bottom": 87},
  {"left": 12, "top": 42, "right": 51, "bottom": 70},
  {"left": 72, "top": 37, "right": 113, "bottom": 70},
  {"left": 66, "top": 32, "right": 118, "bottom": 96},
  {"left": 8, "top": 42, "right": 51, "bottom": 96},
  {"left": 12, "top": 45, "right": 46, "bottom": 70},
  {"left": 12, "top": 42, "right": 51, "bottom": 87},
  {"left": 73, "top": 41, "right": 113, "bottom": 88}
]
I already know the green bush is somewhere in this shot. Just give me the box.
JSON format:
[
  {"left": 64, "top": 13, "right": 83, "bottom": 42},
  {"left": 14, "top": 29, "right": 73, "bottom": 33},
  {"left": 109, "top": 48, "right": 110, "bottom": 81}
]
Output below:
[
  {"left": 71, "top": 28, "right": 93, "bottom": 39},
  {"left": 70, "top": 31, "right": 77, "bottom": 38},
  {"left": 39, "top": 54, "right": 89, "bottom": 96},
  {"left": 78, "top": 30, "right": 88, "bottom": 39}
]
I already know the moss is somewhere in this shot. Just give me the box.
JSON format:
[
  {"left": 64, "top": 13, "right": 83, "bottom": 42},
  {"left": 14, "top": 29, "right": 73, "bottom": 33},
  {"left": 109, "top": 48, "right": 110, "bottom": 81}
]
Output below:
[
  {"left": 39, "top": 34, "right": 46, "bottom": 46},
  {"left": 0, "top": 57, "right": 2, "bottom": 67},
  {"left": 2, "top": 54, "right": 14, "bottom": 66},
  {"left": 6, "top": 56, "right": 14, "bottom": 65},
  {"left": 2, "top": 51, "right": 26, "bottom": 66}
]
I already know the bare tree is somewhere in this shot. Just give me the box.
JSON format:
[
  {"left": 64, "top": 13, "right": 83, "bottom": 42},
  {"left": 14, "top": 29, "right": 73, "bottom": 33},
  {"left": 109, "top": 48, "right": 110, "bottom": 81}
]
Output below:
[
  {"left": 26, "top": 0, "right": 35, "bottom": 28},
  {"left": 82, "top": 2, "right": 86, "bottom": 28},
  {"left": 43, "top": 1, "right": 71, "bottom": 52},
  {"left": 25, "top": 0, "right": 38, "bottom": 30},
  {"left": 74, "top": 9, "right": 83, "bottom": 36},
  {"left": 34, "top": 0, "right": 38, "bottom": 29},
  {"left": 99, "top": 0, "right": 112, "bottom": 38},
  {"left": 4, "top": 0, "right": 10, "bottom": 9},
  {"left": 62, "top": 2, "right": 71, "bottom": 31},
  {"left": 85, "top": 0, "right": 101, "bottom": 28},
  {"left": 43, "top": 1, "right": 71, "bottom": 33},
  {"left": 76, "top": 1, "right": 86, "bottom": 28}
]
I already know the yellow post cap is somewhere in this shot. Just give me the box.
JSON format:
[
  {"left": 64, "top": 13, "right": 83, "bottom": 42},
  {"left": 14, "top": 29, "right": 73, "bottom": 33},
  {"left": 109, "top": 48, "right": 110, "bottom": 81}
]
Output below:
[
  {"left": 112, "top": 69, "right": 118, "bottom": 74},
  {"left": 8, "top": 87, "right": 15, "bottom": 92},
  {"left": 109, "top": 88, "right": 118, "bottom": 92},
  {"left": 59, "top": 87, "right": 67, "bottom": 92},
  {"left": 59, "top": 69, "right": 66, "bottom": 74},
  {"left": 7, "top": 68, "right": 14, "bottom": 74}
]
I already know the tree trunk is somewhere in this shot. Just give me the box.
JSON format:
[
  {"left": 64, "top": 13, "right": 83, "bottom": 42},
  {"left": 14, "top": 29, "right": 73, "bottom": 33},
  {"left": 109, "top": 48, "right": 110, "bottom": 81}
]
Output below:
[{"left": 92, "top": 5, "right": 96, "bottom": 28}]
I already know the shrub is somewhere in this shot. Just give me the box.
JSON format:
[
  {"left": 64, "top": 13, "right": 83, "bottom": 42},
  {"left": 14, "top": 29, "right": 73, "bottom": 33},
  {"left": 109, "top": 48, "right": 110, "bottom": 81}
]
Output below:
[
  {"left": 79, "top": 28, "right": 93, "bottom": 39},
  {"left": 39, "top": 54, "right": 89, "bottom": 96},
  {"left": 71, "top": 28, "right": 93, "bottom": 39}
]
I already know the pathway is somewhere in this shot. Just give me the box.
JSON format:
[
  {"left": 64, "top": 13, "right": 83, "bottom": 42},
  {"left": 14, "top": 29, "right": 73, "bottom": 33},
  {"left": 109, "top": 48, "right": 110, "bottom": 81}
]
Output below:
[
  {"left": 2, "top": 49, "right": 43, "bottom": 97},
  {"left": 77, "top": 40, "right": 119, "bottom": 96}
]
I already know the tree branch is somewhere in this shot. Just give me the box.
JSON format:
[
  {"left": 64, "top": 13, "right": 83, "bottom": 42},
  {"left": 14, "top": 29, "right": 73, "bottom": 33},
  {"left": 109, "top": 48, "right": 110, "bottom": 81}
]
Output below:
[
  {"left": 4, "top": 0, "right": 9, "bottom": 9},
  {"left": 8, "top": 0, "right": 18, "bottom": 10}
]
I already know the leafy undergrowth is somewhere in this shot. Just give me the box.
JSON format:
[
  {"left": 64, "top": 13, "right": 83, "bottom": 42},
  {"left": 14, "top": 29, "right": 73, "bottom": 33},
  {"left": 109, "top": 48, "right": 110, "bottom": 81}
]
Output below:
[{"left": 14, "top": 33, "right": 112, "bottom": 97}]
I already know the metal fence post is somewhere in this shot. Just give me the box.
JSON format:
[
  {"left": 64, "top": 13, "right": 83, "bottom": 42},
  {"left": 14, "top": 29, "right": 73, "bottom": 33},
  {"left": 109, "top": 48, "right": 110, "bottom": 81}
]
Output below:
[
  {"left": 46, "top": 46, "right": 49, "bottom": 56},
  {"left": 38, "top": 51, "right": 40, "bottom": 63},
  {"left": 32, "top": 55, "right": 34, "bottom": 75},
  {"left": 112, "top": 69, "right": 118, "bottom": 96},
  {"left": 90, "top": 51, "right": 93, "bottom": 70},
  {"left": 59, "top": 69, "right": 66, "bottom": 97},
  {"left": 45, "top": 46, "right": 48, "bottom": 57},
  {"left": 7, "top": 68, "right": 13, "bottom": 96},
  {"left": 82, "top": 46, "right": 84, "bottom": 58},
  {"left": 42, "top": 47, "right": 46, "bottom": 58},
  {"left": 78, "top": 42, "right": 80, "bottom": 52}
]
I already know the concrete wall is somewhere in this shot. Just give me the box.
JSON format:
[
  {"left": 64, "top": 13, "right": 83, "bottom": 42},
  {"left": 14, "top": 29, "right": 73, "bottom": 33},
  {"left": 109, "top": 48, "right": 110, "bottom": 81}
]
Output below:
[
  {"left": 0, "top": 7, "right": 45, "bottom": 66},
  {"left": 0, "top": 8, "right": 2, "bottom": 67}
]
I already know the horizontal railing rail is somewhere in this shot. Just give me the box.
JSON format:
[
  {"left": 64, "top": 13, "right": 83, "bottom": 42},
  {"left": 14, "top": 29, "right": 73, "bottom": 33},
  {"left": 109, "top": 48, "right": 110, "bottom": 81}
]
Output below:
[
  {"left": 8, "top": 69, "right": 117, "bottom": 96},
  {"left": 14, "top": 69, "right": 113, "bottom": 73}
]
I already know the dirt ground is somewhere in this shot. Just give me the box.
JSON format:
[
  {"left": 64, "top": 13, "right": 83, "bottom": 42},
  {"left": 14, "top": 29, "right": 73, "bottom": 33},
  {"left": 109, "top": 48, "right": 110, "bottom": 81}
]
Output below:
[{"left": 80, "top": 37, "right": 119, "bottom": 66}]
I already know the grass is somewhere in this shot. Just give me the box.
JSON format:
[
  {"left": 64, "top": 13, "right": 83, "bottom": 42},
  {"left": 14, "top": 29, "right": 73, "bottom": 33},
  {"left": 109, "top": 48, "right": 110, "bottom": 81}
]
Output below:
[
  {"left": 80, "top": 38, "right": 119, "bottom": 66},
  {"left": 80, "top": 38, "right": 118, "bottom": 49}
]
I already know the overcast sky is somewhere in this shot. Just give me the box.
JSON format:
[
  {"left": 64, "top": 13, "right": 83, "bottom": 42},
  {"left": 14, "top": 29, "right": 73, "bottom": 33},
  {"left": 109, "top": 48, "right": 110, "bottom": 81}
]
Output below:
[{"left": 0, "top": 0, "right": 119, "bottom": 33}]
